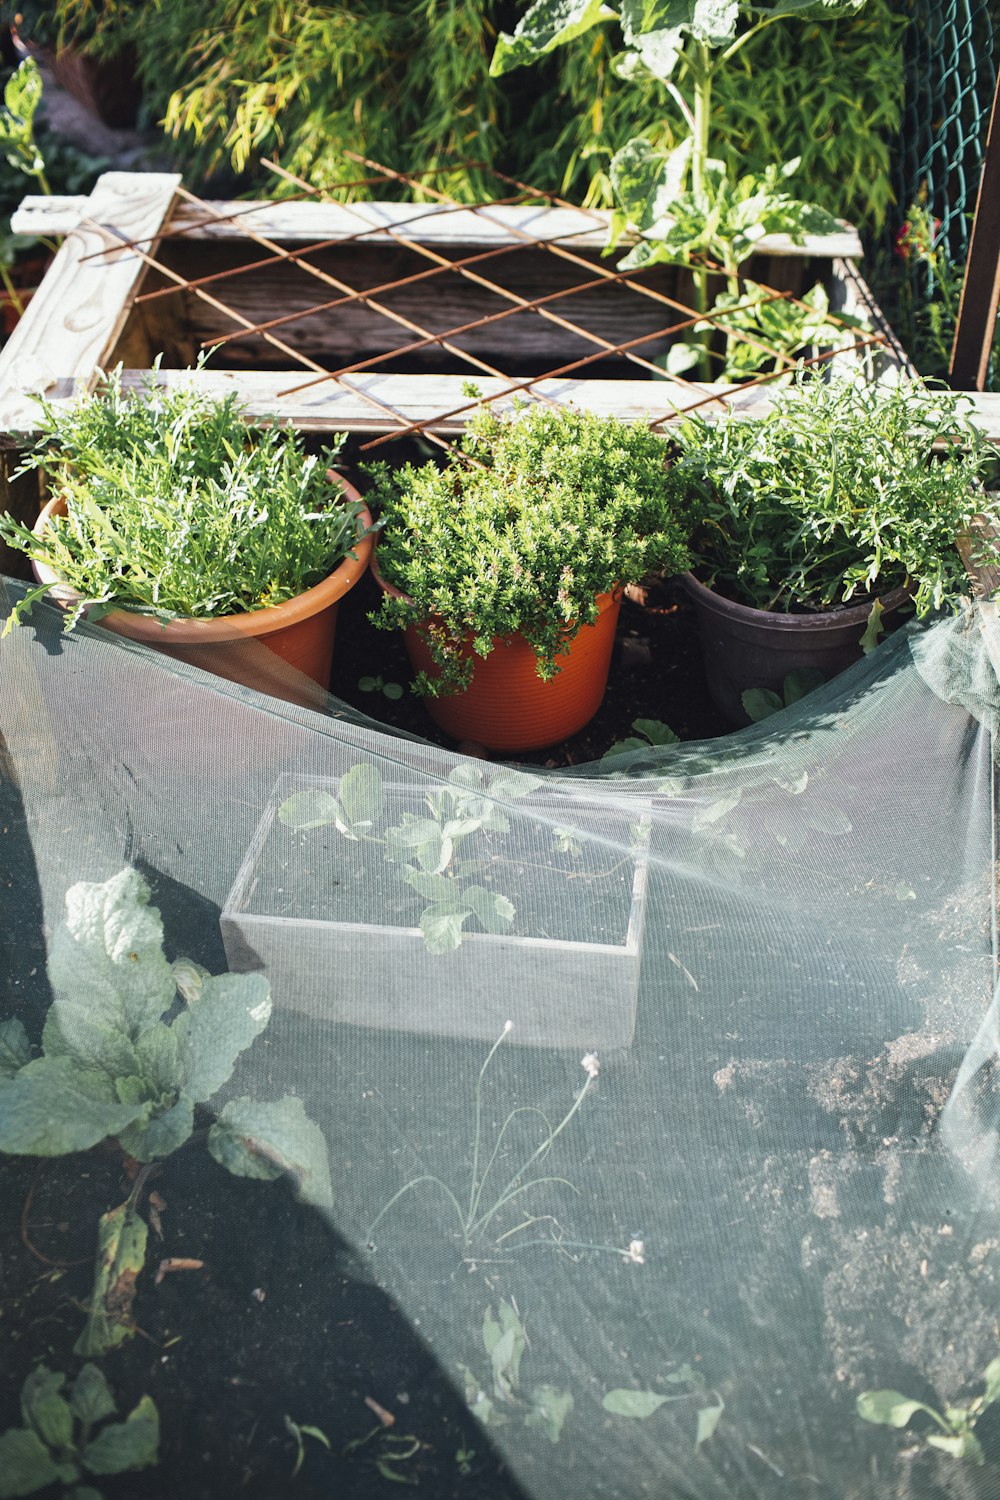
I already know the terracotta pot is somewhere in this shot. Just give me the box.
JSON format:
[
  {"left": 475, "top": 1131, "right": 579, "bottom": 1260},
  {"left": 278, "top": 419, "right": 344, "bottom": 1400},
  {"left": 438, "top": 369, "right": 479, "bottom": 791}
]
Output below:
[
  {"left": 31, "top": 474, "right": 373, "bottom": 704},
  {"left": 680, "top": 571, "right": 911, "bottom": 726},
  {"left": 372, "top": 550, "right": 621, "bottom": 751}
]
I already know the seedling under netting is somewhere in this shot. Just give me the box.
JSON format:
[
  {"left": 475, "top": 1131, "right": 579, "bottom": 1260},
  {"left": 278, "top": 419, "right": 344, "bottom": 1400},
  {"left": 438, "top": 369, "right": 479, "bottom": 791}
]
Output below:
[{"left": 1, "top": 579, "right": 998, "bottom": 1500}]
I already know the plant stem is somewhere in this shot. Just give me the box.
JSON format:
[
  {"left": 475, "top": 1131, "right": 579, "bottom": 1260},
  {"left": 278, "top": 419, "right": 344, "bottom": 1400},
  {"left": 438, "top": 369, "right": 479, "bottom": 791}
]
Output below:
[
  {"left": 467, "top": 1021, "right": 512, "bottom": 1225},
  {"left": 0, "top": 264, "right": 24, "bottom": 318},
  {"left": 689, "top": 43, "right": 713, "bottom": 382},
  {"left": 469, "top": 1073, "right": 595, "bottom": 1237}
]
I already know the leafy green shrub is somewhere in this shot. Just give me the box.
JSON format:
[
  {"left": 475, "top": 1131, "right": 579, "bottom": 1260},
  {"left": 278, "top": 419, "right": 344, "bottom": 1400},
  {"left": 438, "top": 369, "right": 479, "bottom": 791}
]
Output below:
[
  {"left": 672, "top": 378, "right": 1000, "bottom": 616},
  {"left": 0, "top": 363, "right": 364, "bottom": 630},
  {"left": 366, "top": 401, "right": 690, "bottom": 695}
]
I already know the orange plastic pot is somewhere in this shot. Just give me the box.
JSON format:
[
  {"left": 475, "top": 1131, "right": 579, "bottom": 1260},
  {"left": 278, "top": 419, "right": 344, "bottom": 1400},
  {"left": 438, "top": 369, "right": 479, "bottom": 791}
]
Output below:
[
  {"left": 31, "top": 473, "right": 373, "bottom": 703},
  {"left": 372, "top": 552, "right": 622, "bottom": 751}
]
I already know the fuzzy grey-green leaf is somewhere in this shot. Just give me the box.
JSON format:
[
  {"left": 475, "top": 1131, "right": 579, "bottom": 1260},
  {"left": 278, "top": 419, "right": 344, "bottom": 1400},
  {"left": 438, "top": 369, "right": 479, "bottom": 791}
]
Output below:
[
  {"left": 208, "top": 1095, "right": 333, "bottom": 1210},
  {"left": 0, "top": 1056, "right": 145, "bottom": 1156},
  {"left": 82, "top": 1396, "right": 159, "bottom": 1476},
  {"left": 181, "top": 972, "right": 272, "bottom": 1104},
  {"left": 0, "top": 1426, "right": 63, "bottom": 1498}
]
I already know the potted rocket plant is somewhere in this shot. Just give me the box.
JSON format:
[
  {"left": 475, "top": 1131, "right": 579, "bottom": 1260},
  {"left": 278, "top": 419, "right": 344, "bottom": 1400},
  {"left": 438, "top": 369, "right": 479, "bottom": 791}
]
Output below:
[
  {"left": 365, "top": 399, "right": 690, "bottom": 751},
  {"left": 0, "top": 363, "right": 374, "bottom": 699},
  {"left": 670, "top": 377, "right": 1000, "bottom": 723}
]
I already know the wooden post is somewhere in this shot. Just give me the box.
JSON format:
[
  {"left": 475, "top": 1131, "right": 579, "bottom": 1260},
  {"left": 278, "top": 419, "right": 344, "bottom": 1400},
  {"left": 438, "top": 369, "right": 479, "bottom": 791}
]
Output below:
[{"left": 949, "top": 69, "right": 1000, "bottom": 391}]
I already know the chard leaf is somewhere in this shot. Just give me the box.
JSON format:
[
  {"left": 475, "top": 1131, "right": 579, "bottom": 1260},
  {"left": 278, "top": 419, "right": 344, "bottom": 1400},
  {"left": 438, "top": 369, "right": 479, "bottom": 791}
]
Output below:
[
  {"left": 116, "top": 1092, "right": 194, "bottom": 1162},
  {"left": 0, "top": 1017, "right": 30, "bottom": 1077},
  {"left": 278, "top": 788, "right": 341, "bottom": 832},
  {"left": 602, "top": 1389, "right": 670, "bottom": 1418},
  {"left": 0, "top": 1426, "right": 63, "bottom": 1497},
  {"left": 181, "top": 973, "right": 272, "bottom": 1104},
  {"left": 82, "top": 1396, "right": 159, "bottom": 1476},
  {"left": 208, "top": 1095, "right": 333, "bottom": 1210},
  {"left": 44, "top": 870, "right": 176, "bottom": 1064},
  {"left": 70, "top": 1365, "right": 116, "bottom": 1427},
  {"left": 75, "top": 1202, "right": 147, "bottom": 1357},
  {"left": 21, "top": 1367, "right": 73, "bottom": 1453},
  {"left": 0, "top": 1056, "right": 145, "bottom": 1156}
]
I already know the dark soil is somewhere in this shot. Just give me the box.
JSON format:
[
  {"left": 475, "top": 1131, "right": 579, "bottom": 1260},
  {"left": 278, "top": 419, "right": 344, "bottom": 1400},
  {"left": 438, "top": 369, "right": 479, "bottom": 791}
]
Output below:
[{"left": 328, "top": 569, "right": 731, "bottom": 765}]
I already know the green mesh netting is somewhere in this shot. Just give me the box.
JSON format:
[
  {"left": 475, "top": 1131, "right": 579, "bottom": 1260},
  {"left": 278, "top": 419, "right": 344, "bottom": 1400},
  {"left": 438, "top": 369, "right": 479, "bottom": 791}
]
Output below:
[{"left": 1, "top": 578, "right": 999, "bottom": 1499}]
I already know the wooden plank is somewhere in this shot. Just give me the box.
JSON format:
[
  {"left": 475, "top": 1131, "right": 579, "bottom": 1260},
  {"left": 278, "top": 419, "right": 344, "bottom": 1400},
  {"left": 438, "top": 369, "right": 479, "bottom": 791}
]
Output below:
[
  {"left": 13, "top": 191, "right": 865, "bottom": 260},
  {"left": 950, "top": 69, "right": 1000, "bottom": 389},
  {"left": 0, "top": 172, "right": 181, "bottom": 437}
]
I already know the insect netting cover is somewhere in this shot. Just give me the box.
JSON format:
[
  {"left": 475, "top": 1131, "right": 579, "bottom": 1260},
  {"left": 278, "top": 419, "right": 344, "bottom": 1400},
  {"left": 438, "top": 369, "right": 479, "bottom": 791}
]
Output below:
[{"left": 1, "top": 575, "right": 999, "bottom": 1500}]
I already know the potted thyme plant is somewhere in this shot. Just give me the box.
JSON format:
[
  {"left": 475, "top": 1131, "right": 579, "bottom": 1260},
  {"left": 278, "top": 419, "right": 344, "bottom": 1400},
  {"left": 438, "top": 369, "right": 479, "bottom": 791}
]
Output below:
[
  {"left": 670, "top": 377, "right": 1000, "bottom": 722},
  {"left": 365, "top": 400, "right": 690, "bottom": 751},
  {"left": 0, "top": 363, "right": 374, "bottom": 698}
]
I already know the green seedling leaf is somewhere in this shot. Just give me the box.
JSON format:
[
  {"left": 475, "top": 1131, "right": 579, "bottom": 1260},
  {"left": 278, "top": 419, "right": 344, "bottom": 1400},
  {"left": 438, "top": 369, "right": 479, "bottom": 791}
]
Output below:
[
  {"left": 82, "top": 1395, "right": 159, "bottom": 1476},
  {"left": 696, "top": 1399, "right": 724, "bottom": 1445},
  {"left": 278, "top": 789, "right": 341, "bottom": 831},
  {"left": 339, "top": 763, "right": 384, "bottom": 826},
  {"left": 602, "top": 1389, "right": 671, "bottom": 1419},
  {"left": 75, "top": 1201, "right": 148, "bottom": 1357},
  {"left": 0, "top": 1056, "right": 145, "bottom": 1156},
  {"left": 742, "top": 687, "right": 785, "bottom": 722},
  {"left": 925, "top": 1430, "right": 985, "bottom": 1464},
  {"left": 21, "top": 1367, "right": 73, "bottom": 1454},
  {"left": 181, "top": 972, "right": 272, "bottom": 1103},
  {"left": 856, "top": 1391, "right": 938, "bottom": 1428},
  {"left": 208, "top": 1094, "right": 333, "bottom": 1210},
  {"left": 0, "top": 1426, "right": 64, "bottom": 1498},
  {"left": 70, "top": 1366, "right": 117, "bottom": 1428},
  {"left": 981, "top": 1356, "right": 1000, "bottom": 1408},
  {"left": 524, "top": 1386, "right": 574, "bottom": 1443},
  {"left": 0, "top": 1017, "right": 30, "bottom": 1076},
  {"left": 484, "top": 1302, "right": 527, "bottom": 1400}
]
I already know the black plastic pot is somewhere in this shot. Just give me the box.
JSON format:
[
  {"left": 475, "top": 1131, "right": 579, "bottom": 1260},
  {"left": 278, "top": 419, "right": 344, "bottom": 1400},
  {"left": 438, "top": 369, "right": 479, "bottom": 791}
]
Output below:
[{"left": 680, "top": 572, "right": 910, "bottom": 726}]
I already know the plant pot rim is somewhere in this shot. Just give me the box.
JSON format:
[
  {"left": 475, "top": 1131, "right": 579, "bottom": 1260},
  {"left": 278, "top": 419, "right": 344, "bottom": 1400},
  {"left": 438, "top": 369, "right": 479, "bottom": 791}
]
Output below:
[
  {"left": 32, "top": 471, "right": 374, "bottom": 644},
  {"left": 679, "top": 570, "right": 911, "bottom": 630}
]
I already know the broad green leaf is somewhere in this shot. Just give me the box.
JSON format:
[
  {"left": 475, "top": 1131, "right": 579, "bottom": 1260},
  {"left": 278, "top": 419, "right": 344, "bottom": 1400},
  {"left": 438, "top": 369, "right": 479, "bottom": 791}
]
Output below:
[
  {"left": 692, "top": 789, "right": 742, "bottom": 830},
  {"left": 524, "top": 1386, "right": 574, "bottom": 1443},
  {"left": 664, "top": 340, "right": 702, "bottom": 375},
  {"left": 926, "top": 1430, "right": 984, "bottom": 1464},
  {"left": 0, "top": 1426, "right": 63, "bottom": 1498},
  {"left": 490, "top": 0, "right": 616, "bottom": 76},
  {"left": 44, "top": 871, "right": 176, "bottom": 1063},
  {"left": 855, "top": 1391, "right": 937, "bottom": 1428},
  {"left": 82, "top": 1396, "right": 159, "bottom": 1476},
  {"left": 208, "top": 1094, "right": 333, "bottom": 1210},
  {"left": 4, "top": 60, "right": 42, "bottom": 128},
  {"left": 464, "top": 885, "right": 515, "bottom": 935},
  {"left": 181, "top": 972, "right": 272, "bottom": 1103},
  {"left": 338, "top": 763, "right": 384, "bottom": 826},
  {"left": 405, "top": 868, "right": 455, "bottom": 902},
  {"left": 783, "top": 668, "right": 826, "bottom": 703},
  {"left": 981, "top": 1356, "right": 1000, "bottom": 1408},
  {"left": 859, "top": 599, "right": 885, "bottom": 655},
  {"left": 487, "top": 770, "right": 543, "bottom": 801},
  {"left": 611, "top": 138, "right": 690, "bottom": 235},
  {"left": 632, "top": 718, "right": 679, "bottom": 746},
  {"left": 602, "top": 1389, "right": 671, "bottom": 1418},
  {"left": 75, "top": 1202, "right": 148, "bottom": 1358},
  {"left": 696, "top": 1399, "right": 724, "bottom": 1445},
  {"left": 116, "top": 1092, "right": 194, "bottom": 1163},
  {"left": 742, "top": 687, "right": 785, "bottom": 722},
  {"left": 133, "top": 1022, "right": 182, "bottom": 1096},
  {"left": 21, "top": 1367, "right": 73, "bottom": 1454},
  {"left": 419, "top": 905, "right": 469, "bottom": 953},
  {"left": 624, "top": 26, "right": 684, "bottom": 79},
  {"left": 70, "top": 1366, "right": 116, "bottom": 1427},
  {"left": 0, "top": 1018, "right": 30, "bottom": 1076},
  {"left": 0, "top": 1056, "right": 145, "bottom": 1156},
  {"left": 278, "top": 788, "right": 340, "bottom": 831},
  {"left": 762, "top": 0, "right": 866, "bottom": 17},
  {"left": 484, "top": 1302, "right": 527, "bottom": 1398},
  {"left": 622, "top": 0, "right": 738, "bottom": 44}
]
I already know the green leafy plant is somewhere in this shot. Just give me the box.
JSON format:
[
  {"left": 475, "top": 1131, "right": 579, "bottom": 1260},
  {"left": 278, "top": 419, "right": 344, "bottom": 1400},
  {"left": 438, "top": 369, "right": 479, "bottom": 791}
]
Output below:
[
  {"left": 0, "top": 868, "right": 332, "bottom": 1355},
  {"left": 278, "top": 762, "right": 550, "bottom": 955},
  {"left": 366, "top": 1023, "right": 600, "bottom": 1251},
  {"left": 603, "top": 716, "right": 679, "bottom": 761},
  {"left": 0, "top": 361, "right": 366, "bottom": 632},
  {"left": 603, "top": 1362, "right": 724, "bottom": 1448},
  {"left": 284, "top": 1416, "right": 331, "bottom": 1479},
  {"left": 458, "top": 1300, "right": 574, "bottom": 1445},
  {"left": 491, "top": 0, "right": 868, "bottom": 382},
  {"left": 0, "top": 1363, "right": 158, "bottom": 1500},
  {"left": 857, "top": 1356, "right": 1000, "bottom": 1466},
  {"left": 367, "top": 400, "right": 689, "bottom": 696},
  {"left": 742, "top": 667, "right": 825, "bottom": 722},
  {"left": 358, "top": 672, "right": 404, "bottom": 701},
  {"left": 672, "top": 376, "right": 1000, "bottom": 616}
]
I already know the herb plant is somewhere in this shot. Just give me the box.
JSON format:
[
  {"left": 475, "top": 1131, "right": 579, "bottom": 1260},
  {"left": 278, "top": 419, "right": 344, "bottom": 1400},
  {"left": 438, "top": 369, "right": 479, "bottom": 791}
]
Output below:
[
  {"left": 459, "top": 1300, "right": 574, "bottom": 1445},
  {"left": 0, "top": 1364, "right": 158, "bottom": 1500},
  {"left": 278, "top": 762, "right": 546, "bottom": 955},
  {"left": 857, "top": 1356, "right": 1000, "bottom": 1465},
  {"left": 491, "top": 0, "right": 867, "bottom": 382},
  {"left": 0, "top": 362, "right": 365, "bottom": 632},
  {"left": 0, "top": 868, "right": 332, "bottom": 1355},
  {"left": 366, "top": 401, "right": 689, "bottom": 695},
  {"left": 672, "top": 377, "right": 1000, "bottom": 615}
]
